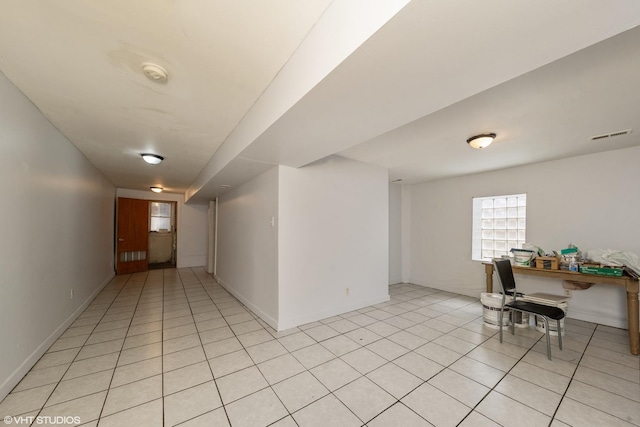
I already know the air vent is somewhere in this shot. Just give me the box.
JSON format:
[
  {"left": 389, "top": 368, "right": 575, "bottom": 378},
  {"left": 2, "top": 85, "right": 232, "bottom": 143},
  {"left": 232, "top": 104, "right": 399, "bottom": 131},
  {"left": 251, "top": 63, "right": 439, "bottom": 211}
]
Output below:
[{"left": 590, "top": 129, "right": 632, "bottom": 141}]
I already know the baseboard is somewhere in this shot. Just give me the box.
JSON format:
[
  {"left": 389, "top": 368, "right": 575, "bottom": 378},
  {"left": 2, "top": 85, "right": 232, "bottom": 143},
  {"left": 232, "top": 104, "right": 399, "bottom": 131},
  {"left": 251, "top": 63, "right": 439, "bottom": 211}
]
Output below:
[
  {"left": 0, "top": 272, "right": 115, "bottom": 401},
  {"left": 565, "top": 308, "right": 627, "bottom": 330},
  {"left": 216, "top": 278, "right": 279, "bottom": 331},
  {"left": 276, "top": 294, "right": 391, "bottom": 332},
  {"left": 177, "top": 255, "right": 207, "bottom": 268}
]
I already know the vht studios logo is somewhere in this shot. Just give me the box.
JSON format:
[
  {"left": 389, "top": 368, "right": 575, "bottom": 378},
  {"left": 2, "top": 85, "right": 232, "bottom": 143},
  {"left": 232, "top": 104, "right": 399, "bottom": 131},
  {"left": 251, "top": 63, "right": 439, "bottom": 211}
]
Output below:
[{"left": 4, "top": 415, "right": 81, "bottom": 425}]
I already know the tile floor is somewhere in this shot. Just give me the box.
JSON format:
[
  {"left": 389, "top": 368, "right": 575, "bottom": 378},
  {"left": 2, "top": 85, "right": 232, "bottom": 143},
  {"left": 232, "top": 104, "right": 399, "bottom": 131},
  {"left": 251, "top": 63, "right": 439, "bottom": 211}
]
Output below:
[{"left": 1, "top": 267, "right": 639, "bottom": 427}]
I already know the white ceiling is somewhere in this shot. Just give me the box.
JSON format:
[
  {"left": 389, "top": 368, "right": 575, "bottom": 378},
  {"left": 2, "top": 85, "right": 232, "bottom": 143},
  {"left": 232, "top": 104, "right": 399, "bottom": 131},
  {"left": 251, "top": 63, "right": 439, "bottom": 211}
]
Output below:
[{"left": 2, "top": 1, "right": 640, "bottom": 202}]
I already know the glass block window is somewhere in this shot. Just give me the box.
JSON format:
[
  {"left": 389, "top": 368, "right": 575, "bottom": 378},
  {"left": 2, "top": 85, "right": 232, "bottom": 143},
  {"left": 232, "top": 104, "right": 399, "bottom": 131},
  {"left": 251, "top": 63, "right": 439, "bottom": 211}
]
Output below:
[
  {"left": 472, "top": 194, "right": 526, "bottom": 261},
  {"left": 150, "top": 202, "right": 172, "bottom": 232}
]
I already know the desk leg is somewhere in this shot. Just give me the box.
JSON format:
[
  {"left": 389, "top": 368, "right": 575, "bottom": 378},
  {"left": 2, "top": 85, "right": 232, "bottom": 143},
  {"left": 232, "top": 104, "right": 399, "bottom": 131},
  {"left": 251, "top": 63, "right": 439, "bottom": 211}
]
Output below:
[
  {"left": 627, "top": 290, "right": 639, "bottom": 355},
  {"left": 484, "top": 263, "right": 494, "bottom": 293}
]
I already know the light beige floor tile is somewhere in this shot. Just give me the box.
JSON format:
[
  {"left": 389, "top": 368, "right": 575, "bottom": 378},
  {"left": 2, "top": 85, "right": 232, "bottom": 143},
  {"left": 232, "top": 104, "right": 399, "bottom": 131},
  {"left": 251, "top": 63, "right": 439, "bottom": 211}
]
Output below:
[
  {"left": 208, "top": 349, "right": 254, "bottom": 378},
  {"left": 278, "top": 332, "right": 316, "bottom": 352},
  {"left": 402, "top": 383, "right": 470, "bottom": 427},
  {"left": 509, "top": 361, "right": 571, "bottom": 394},
  {"left": 433, "top": 334, "right": 477, "bottom": 354},
  {"left": 573, "top": 365, "right": 640, "bottom": 402},
  {"left": 365, "top": 321, "right": 401, "bottom": 337},
  {"left": 325, "top": 318, "right": 359, "bottom": 334},
  {"left": 117, "top": 342, "right": 162, "bottom": 366},
  {"left": 203, "top": 337, "right": 242, "bottom": 359},
  {"left": 199, "top": 326, "right": 234, "bottom": 345},
  {"left": 344, "top": 327, "right": 382, "bottom": 346},
  {"left": 366, "top": 338, "right": 410, "bottom": 361},
  {"left": 393, "top": 351, "right": 443, "bottom": 381},
  {"left": 495, "top": 375, "right": 562, "bottom": 416},
  {"left": 304, "top": 324, "right": 340, "bottom": 342},
  {"left": 63, "top": 353, "right": 119, "bottom": 380},
  {"left": 38, "top": 391, "right": 106, "bottom": 426},
  {"left": 122, "top": 331, "right": 162, "bottom": 350},
  {"left": 163, "top": 361, "right": 213, "bottom": 396},
  {"left": 334, "top": 376, "right": 395, "bottom": 423},
  {"left": 476, "top": 391, "right": 551, "bottom": 427},
  {"left": 580, "top": 355, "right": 640, "bottom": 383},
  {"left": 163, "top": 346, "right": 206, "bottom": 372},
  {"left": 225, "top": 388, "right": 288, "bottom": 427},
  {"left": 97, "top": 398, "right": 163, "bottom": 427},
  {"left": 292, "top": 394, "right": 361, "bottom": 427},
  {"left": 310, "top": 359, "right": 361, "bottom": 392},
  {"left": 162, "top": 334, "right": 201, "bottom": 355},
  {"left": 161, "top": 315, "right": 194, "bottom": 330},
  {"left": 272, "top": 371, "right": 329, "bottom": 413},
  {"left": 46, "top": 370, "right": 112, "bottom": 407},
  {"left": 47, "top": 335, "right": 90, "bottom": 353},
  {"left": 163, "top": 323, "right": 198, "bottom": 341},
  {"left": 32, "top": 348, "right": 81, "bottom": 371},
  {"left": 565, "top": 380, "right": 640, "bottom": 425},
  {"left": 236, "top": 329, "right": 273, "bottom": 348},
  {"left": 76, "top": 339, "right": 124, "bottom": 361},
  {"left": 466, "top": 346, "right": 518, "bottom": 372},
  {"left": 555, "top": 397, "right": 636, "bottom": 427},
  {"left": 102, "top": 375, "right": 163, "bottom": 416},
  {"left": 228, "top": 319, "right": 262, "bottom": 335},
  {"left": 0, "top": 384, "right": 56, "bottom": 417},
  {"left": 257, "top": 353, "right": 305, "bottom": 385},
  {"left": 13, "top": 364, "right": 69, "bottom": 392},
  {"left": 246, "top": 340, "right": 288, "bottom": 364},
  {"left": 215, "top": 366, "right": 268, "bottom": 404},
  {"left": 415, "top": 342, "right": 462, "bottom": 366},
  {"left": 458, "top": 411, "right": 501, "bottom": 427},
  {"left": 320, "top": 335, "right": 360, "bottom": 357},
  {"left": 429, "top": 368, "right": 490, "bottom": 407},
  {"left": 367, "top": 402, "right": 432, "bottom": 427},
  {"left": 85, "top": 327, "right": 128, "bottom": 345},
  {"left": 111, "top": 357, "right": 162, "bottom": 388},
  {"left": 367, "top": 362, "right": 422, "bottom": 399},
  {"left": 176, "top": 407, "right": 229, "bottom": 427},
  {"left": 340, "top": 347, "right": 387, "bottom": 375},
  {"left": 163, "top": 380, "right": 222, "bottom": 427}
]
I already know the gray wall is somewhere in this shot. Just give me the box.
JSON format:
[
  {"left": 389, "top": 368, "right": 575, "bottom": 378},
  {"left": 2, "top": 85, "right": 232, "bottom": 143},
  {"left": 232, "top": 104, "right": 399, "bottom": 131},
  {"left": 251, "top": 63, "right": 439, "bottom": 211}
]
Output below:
[{"left": 0, "top": 72, "right": 116, "bottom": 400}]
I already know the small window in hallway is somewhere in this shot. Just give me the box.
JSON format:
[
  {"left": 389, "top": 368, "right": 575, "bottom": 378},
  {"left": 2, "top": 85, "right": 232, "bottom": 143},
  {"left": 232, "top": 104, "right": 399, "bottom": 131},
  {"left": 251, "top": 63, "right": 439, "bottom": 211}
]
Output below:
[{"left": 150, "top": 202, "right": 172, "bottom": 232}]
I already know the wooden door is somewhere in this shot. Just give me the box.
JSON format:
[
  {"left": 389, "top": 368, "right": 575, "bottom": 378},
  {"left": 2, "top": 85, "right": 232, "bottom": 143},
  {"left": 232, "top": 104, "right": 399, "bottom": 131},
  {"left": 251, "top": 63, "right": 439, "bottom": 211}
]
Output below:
[{"left": 116, "top": 197, "right": 149, "bottom": 274}]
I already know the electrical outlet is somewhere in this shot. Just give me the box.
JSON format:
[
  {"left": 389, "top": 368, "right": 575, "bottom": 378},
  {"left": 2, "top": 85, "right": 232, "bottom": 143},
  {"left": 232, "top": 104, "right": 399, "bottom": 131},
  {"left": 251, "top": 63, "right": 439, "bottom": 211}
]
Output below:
[
  {"left": 564, "top": 289, "right": 572, "bottom": 298},
  {"left": 70, "top": 289, "right": 74, "bottom": 299}
]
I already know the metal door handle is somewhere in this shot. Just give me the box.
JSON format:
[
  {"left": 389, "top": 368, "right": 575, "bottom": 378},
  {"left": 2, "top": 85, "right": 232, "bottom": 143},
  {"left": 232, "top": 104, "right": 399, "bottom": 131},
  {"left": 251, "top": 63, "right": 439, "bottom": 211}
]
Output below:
[{"left": 118, "top": 238, "right": 125, "bottom": 242}]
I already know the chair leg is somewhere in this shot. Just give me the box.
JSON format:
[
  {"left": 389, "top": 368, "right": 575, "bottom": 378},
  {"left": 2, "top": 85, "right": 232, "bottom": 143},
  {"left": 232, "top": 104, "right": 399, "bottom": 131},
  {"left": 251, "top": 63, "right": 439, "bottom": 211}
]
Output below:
[
  {"left": 557, "top": 319, "right": 563, "bottom": 351},
  {"left": 542, "top": 317, "right": 552, "bottom": 360},
  {"left": 499, "top": 309, "right": 504, "bottom": 343},
  {"left": 510, "top": 313, "right": 515, "bottom": 336}
]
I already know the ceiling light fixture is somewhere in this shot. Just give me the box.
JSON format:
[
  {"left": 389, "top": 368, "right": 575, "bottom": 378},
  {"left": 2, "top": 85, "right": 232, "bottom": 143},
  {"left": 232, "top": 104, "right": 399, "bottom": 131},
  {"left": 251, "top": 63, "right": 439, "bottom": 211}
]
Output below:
[
  {"left": 467, "top": 133, "right": 496, "bottom": 149},
  {"left": 141, "top": 153, "right": 164, "bottom": 164},
  {"left": 142, "top": 63, "right": 169, "bottom": 83},
  {"left": 150, "top": 187, "right": 163, "bottom": 193}
]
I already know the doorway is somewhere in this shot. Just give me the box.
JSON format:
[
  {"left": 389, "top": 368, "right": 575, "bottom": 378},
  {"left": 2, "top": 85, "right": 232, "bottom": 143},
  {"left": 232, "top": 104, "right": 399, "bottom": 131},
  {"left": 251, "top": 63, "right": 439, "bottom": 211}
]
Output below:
[{"left": 148, "top": 201, "right": 177, "bottom": 269}]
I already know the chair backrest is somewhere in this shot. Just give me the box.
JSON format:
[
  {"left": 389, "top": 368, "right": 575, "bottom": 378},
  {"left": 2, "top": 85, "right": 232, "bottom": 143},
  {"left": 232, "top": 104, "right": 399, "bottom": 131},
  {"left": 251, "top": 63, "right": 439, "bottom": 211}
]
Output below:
[{"left": 494, "top": 258, "right": 517, "bottom": 296}]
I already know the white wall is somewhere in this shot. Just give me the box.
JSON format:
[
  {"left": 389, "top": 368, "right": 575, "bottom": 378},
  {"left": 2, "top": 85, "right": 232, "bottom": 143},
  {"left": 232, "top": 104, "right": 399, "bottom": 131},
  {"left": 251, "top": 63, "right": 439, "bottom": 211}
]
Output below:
[
  {"left": 407, "top": 146, "right": 640, "bottom": 328},
  {"left": 0, "top": 72, "right": 115, "bottom": 400},
  {"left": 389, "top": 183, "right": 403, "bottom": 284},
  {"left": 115, "top": 189, "right": 208, "bottom": 268},
  {"left": 278, "top": 156, "right": 389, "bottom": 330},
  {"left": 216, "top": 167, "right": 279, "bottom": 328}
]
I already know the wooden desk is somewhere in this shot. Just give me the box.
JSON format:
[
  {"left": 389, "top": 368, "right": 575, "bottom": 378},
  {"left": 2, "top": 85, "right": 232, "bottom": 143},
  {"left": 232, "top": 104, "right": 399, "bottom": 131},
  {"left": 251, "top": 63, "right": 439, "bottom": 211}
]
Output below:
[{"left": 483, "top": 263, "right": 639, "bottom": 356}]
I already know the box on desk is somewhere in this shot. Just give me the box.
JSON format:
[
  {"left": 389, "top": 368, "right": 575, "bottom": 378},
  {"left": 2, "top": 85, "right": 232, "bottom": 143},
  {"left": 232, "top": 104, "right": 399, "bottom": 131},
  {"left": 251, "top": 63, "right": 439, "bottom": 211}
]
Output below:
[{"left": 535, "top": 256, "right": 560, "bottom": 270}]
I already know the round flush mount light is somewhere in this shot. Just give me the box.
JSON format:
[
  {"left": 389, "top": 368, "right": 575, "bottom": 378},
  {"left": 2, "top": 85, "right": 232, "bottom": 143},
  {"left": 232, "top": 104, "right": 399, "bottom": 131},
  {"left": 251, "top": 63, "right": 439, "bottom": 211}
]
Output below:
[
  {"left": 150, "top": 187, "right": 163, "bottom": 193},
  {"left": 467, "top": 133, "right": 496, "bottom": 149},
  {"left": 141, "top": 153, "right": 164, "bottom": 165},
  {"left": 142, "top": 63, "right": 168, "bottom": 82}
]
